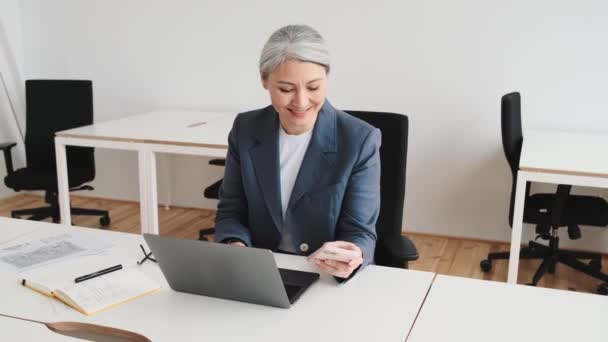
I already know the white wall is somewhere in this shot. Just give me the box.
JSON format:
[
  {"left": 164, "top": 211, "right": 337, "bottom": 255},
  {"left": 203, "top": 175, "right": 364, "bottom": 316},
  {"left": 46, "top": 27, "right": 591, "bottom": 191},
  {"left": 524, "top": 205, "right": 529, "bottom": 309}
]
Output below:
[
  {"left": 0, "top": 0, "right": 26, "bottom": 199},
  {"left": 16, "top": 0, "right": 608, "bottom": 250}
]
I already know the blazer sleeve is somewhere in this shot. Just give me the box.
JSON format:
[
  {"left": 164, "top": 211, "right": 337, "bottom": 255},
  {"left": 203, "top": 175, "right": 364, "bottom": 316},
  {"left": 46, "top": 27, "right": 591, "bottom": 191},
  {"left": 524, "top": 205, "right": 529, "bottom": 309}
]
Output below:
[
  {"left": 336, "top": 127, "right": 381, "bottom": 269},
  {"left": 214, "top": 115, "right": 253, "bottom": 246}
]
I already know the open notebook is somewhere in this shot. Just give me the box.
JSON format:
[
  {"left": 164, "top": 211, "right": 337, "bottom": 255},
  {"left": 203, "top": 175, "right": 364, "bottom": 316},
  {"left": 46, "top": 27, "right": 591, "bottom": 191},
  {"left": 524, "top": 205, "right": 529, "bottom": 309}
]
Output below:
[{"left": 21, "top": 267, "right": 160, "bottom": 316}]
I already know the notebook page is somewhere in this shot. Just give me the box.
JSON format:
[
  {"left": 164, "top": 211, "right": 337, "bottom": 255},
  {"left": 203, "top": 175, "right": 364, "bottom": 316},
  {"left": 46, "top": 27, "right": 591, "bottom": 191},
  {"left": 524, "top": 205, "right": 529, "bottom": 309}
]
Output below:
[
  {"left": 56, "top": 268, "right": 160, "bottom": 315},
  {"left": 21, "top": 255, "right": 125, "bottom": 295}
]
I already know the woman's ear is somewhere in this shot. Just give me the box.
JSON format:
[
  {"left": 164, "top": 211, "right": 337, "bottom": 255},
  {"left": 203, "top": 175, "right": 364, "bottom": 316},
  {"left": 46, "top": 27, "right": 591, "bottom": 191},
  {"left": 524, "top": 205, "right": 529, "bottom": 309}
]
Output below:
[{"left": 261, "top": 73, "right": 268, "bottom": 89}]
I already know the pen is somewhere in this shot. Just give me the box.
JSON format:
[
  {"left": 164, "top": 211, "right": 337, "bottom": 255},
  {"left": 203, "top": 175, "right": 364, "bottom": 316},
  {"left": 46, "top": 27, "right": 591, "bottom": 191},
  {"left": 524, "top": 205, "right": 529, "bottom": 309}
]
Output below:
[{"left": 74, "top": 264, "right": 123, "bottom": 283}]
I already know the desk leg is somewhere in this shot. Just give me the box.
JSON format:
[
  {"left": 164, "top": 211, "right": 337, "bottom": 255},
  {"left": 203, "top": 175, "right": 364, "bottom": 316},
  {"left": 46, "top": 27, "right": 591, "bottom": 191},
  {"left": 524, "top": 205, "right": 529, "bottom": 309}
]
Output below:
[
  {"left": 138, "top": 150, "right": 150, "bottom": 234},
  {"left": 138, "top": 149, "right": 159, "bottom": 235},
  {"left": 163, "top": 154, "right": 172, "bottom": 210},
  {"left": 147, "top": 151, "right": 159, "bottom": 235},
  {"left": 507, "top": 173, "right": 527, "bottom": 283},
  {"left": 54, "top": 139, "right": 72, "bottom": 225}
]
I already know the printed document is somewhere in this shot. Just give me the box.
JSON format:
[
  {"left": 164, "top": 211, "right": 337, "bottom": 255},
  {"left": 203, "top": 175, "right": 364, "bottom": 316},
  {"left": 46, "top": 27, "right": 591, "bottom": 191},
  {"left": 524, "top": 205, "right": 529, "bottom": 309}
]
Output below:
[{"left": 0, "top": 233, "right": 112, "bottom": 272}]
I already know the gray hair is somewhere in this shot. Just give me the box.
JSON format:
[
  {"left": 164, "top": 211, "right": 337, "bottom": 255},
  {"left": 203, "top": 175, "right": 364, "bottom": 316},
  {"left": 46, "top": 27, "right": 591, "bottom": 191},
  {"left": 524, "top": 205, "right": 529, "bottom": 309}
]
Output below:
[{"left": 259, "top": 25, "right": 330, "bottom": 79}]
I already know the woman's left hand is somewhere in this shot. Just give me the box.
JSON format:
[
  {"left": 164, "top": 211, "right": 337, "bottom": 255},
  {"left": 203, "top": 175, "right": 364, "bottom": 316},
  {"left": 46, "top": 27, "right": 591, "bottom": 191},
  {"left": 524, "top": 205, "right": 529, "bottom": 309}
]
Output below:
[{"left": 313, "top": 241, "right": 363, "bottom": 278}]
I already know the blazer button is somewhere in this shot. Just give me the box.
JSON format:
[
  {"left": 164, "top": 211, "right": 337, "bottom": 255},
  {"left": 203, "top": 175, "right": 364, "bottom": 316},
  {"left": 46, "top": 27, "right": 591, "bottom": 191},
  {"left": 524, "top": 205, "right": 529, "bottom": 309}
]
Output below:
[{"left": 299, "top": 243, "right": 309, "bottom": 253}]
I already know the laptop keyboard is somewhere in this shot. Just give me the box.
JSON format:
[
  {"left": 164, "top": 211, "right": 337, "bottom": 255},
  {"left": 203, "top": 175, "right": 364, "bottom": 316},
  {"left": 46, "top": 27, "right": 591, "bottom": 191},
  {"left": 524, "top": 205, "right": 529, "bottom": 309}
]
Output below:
[
  {"left": 278, "top": 268, "right": 320, "bottom": 303},
  {"left": 283, "top": 283, "right": 301, "bottom": 300}
]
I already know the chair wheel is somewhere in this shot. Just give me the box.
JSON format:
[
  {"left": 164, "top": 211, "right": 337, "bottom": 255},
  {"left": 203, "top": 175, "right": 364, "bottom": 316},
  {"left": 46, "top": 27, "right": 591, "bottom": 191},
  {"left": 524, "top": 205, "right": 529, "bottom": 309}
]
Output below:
[
  {"left": 597, "top": 283, "right": 608, "bottom": 295},
  {"left": 589, "top": 259, "right": 602, "bottom": 272},
  {"left": 480, "top": 259, "right": 492, "bottom": 272},
  {"left": 100, "top": 216, "right": 111, "bottom": 226}
]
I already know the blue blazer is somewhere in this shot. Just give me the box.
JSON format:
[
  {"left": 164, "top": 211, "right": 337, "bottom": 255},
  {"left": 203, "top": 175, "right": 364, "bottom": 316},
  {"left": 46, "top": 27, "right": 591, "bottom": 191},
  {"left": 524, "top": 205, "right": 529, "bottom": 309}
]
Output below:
[{"left": 214, "top": 100, "right": 381, "bottom": 268}]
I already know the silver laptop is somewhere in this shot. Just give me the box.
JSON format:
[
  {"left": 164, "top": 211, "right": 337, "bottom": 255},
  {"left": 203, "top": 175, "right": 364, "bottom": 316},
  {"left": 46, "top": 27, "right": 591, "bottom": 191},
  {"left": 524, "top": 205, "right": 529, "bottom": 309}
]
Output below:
[{"left": 143, "top": 234, "right": 319, "bottom": 308}]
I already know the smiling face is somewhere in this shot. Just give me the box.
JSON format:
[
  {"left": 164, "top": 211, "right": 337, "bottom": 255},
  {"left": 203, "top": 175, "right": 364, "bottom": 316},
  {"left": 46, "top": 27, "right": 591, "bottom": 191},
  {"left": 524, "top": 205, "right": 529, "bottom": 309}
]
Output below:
[{"left": 262, "top": 59, "right": 327, "bottom": 135}]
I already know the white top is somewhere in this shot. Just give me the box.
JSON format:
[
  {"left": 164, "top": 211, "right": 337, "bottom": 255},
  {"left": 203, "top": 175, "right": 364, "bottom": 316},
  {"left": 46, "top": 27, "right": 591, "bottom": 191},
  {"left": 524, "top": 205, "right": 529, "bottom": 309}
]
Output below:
[
  {"left": 277, "top": 126, "right": 313, "bottom": 252},
  {"left": 520, "top": 129, "right": 608, "bottom": 177},
  {"left": 0, "top": 217, "right": 435, "bottom": 342},
  {"left": 408, "top": 275, "right": 608, "bottom": 342}
]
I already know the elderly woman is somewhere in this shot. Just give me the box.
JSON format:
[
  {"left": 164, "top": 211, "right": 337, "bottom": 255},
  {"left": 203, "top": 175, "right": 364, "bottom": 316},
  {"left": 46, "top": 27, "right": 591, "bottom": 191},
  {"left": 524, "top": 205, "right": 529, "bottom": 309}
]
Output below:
[{"left": 214, "top": 25, "right": 380, "bottom": 280}]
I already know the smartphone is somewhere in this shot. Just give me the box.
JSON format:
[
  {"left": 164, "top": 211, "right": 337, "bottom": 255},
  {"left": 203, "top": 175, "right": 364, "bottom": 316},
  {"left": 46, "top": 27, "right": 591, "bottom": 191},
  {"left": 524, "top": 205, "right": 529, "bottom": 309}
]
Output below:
[{"left": 307, "top": 244, "right": 360, "bottom": 263}]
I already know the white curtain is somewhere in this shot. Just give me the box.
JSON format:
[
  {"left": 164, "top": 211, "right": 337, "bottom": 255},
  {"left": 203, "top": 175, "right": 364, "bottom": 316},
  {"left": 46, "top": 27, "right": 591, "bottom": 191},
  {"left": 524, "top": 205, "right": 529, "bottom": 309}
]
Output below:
[{"left": 0, "top": 14, "right": 26, "bottom": 199}]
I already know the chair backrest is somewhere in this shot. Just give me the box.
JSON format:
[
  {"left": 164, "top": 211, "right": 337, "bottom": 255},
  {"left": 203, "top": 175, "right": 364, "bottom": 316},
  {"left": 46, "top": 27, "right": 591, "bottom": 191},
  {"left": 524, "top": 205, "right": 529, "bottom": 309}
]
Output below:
[
  {"left": 344, "top": 111, "right": 408, "bottom": 261},
  {"left": 25, "top": 80, "right": 95, "bottom": 175},
  {"left": 501, "top": 92, "right": 522, "bottom": 176},
  {"left": 501, "top": 92, "right": 528, "bottom": 226}
]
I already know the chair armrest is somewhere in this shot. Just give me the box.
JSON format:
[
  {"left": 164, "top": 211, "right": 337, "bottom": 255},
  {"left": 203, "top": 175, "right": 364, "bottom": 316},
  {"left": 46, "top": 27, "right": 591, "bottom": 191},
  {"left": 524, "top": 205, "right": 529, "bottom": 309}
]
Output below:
[
  {"left": 209, "top": 158, "right": 226, "bottom": 166},
  {"left": 199, "top": 227, "right": 216, "bottom": 241},
  {"left": 0, "top": 142, "right": 17, "bottom": 175},
  {"left": 382, "top": 235, "right": 419, "bottom": 262}
]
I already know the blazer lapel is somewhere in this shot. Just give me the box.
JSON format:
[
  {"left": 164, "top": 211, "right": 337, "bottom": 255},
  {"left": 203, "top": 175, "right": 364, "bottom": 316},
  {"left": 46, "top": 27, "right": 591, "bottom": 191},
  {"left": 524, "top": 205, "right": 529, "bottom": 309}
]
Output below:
[
  {"left": 250, "top": 107, "right": 283, "bottom": 232},
  {"left": 287, "top": 100, "right": 338, "bottom": 210}
]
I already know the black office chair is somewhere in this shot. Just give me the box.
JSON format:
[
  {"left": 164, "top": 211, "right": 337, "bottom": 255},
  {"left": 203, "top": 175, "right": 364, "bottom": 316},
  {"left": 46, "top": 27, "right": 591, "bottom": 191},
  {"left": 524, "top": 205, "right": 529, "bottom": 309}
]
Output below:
[
  {"left": 345, "top": 111, "right": 418, "bottom": 268},
  {"left": 203, "top": 158, "right": 225, "bottom": 199},
  {"left": 198, "top": 110, "right": 419, "bottom": 268},
  {"left": 0, "top": 80, "right": 110, "bottom": 226},
  {"left": 198, "top": 158, "right": 225, "bottom": 240},
  {"left": 480, "top": 92, "right": 608, "bottom": 293}
]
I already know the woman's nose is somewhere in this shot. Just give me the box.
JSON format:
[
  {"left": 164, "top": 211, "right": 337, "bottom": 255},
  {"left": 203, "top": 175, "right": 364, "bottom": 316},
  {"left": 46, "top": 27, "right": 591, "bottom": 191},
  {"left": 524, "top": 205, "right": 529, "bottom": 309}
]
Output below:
[{"left": 291, "top": 90, "right": 309, "bottom": 108}]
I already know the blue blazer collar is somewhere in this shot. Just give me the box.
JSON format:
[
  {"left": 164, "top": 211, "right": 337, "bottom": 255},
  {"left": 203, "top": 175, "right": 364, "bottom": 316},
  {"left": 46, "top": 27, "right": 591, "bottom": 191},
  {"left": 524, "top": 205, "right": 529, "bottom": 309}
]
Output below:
[
  {"left": 250, "top": 106, "right": 283, "bottom": 230},
  {"left": 287, "top": 100, "right": 338, "bottom": 208},
  {"left": 249, "top": 100, "right": 339, "bottom": 231}
]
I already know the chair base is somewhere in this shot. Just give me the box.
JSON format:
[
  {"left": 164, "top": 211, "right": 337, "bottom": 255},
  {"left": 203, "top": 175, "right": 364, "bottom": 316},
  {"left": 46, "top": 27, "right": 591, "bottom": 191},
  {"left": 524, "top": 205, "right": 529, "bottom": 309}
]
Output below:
[
  {"left": 482, "top": 236, "right": 608, "bottom": 292},
  {"left": 12, "top": 205, "right": 110, "bottom": 227},
  {"left": 10, "top": 189, "right": 111, "bottom": 227}
]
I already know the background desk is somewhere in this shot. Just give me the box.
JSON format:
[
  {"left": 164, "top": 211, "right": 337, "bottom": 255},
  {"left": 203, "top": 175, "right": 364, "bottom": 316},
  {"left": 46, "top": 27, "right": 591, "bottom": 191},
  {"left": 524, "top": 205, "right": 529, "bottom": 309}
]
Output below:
[
  {"left": 407, "top": 274, "right": 608, "bottom": 342},
  {"left": 508, "top": 129, "right": 608, "bottom": 283},
  {"left": 0, "top": 217, "right": 435, "bottom": 341},
  {"left": 54, "top": 111, "right": 235, "bottom": 235}
]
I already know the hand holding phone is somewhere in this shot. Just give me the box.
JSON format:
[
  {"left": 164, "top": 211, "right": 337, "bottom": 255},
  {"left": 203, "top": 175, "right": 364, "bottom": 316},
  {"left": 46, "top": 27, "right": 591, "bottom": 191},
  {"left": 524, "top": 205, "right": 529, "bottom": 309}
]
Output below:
[{"left": 307, "top": 243, "right": 360, "bottom": 263}]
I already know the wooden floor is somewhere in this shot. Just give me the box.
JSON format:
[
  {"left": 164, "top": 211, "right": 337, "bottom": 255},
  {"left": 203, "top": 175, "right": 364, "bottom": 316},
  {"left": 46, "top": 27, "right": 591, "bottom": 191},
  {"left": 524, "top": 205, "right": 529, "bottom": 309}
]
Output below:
[{"left": 1, "top": 194, "right": 606, "bottom": 295}]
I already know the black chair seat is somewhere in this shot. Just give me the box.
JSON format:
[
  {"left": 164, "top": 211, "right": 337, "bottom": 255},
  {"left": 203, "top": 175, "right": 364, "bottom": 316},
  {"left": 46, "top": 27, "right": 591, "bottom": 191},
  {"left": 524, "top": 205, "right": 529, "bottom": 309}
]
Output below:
[
  {"left": 203, "top": 179, "right": 223, "bottom": 199},
  {"left": 383, "top": 236, "right": 419, "bottom": 261},
  {"left": 5, "top": 167, "right": 94, "bottom": 191},
  {"left": 198, "top": 158, "right": 227, "bottom": 241},
  {"left": 525, "top": 193, "right": 608, "bottom": 226}
]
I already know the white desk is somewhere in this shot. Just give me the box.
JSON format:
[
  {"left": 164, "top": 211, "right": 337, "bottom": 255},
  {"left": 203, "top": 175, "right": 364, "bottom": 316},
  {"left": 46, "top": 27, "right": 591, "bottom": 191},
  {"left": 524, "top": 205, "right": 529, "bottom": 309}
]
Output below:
[
  {"left": 0, "top": 217, "right": 45, "bottom": 244},
  {"left": 507, "top": 130, "right": 608, "bottom": 283},
  {"left": 0, "top": 316, "right": 81, "bottom": 341},
  {"left": 0, "top": 217, "right": 435, "bottom": 341},
  {"left": 407, "top": 274, "right": 608, "bottom": 342},
  {"left": 54, "top": 111, "right": 235, "bottom": 235}
]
